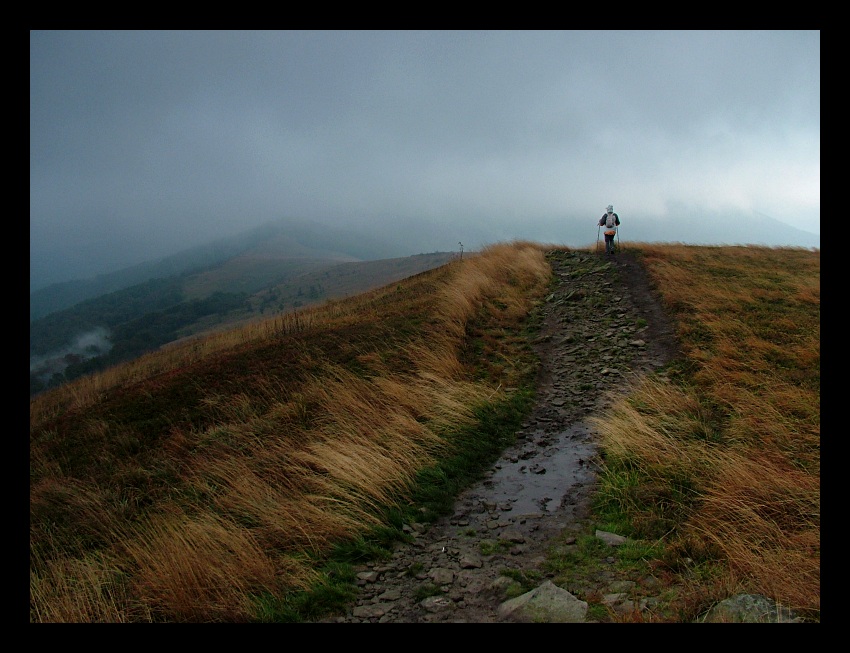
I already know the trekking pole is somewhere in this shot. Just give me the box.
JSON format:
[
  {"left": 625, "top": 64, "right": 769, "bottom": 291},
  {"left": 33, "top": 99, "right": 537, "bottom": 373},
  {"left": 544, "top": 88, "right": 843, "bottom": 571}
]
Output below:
[
  {"left": 596, "top": 225, "right": 600, "bottom": 254},
  {"left": 616, "top": 228, "right": 620, "bottom": 253}
]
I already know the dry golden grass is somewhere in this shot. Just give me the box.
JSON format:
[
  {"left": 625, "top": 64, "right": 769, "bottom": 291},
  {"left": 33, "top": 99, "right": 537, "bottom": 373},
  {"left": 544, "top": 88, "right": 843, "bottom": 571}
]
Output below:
[
  {"left": 122, "top": 510, "right": 316, "bottom": 622},
  {"left": 590, "top": 243, "right": 819, "bottom": 620},
  {"left": 31, "top": 240, "right": 819, "bottom": 621},
  {"left": 30, "top": 240, "right": 552, "bottom": 622},
  {"left": 30, "top": 547, "right": 142, "bottom": 623},
  {"left": 691, "top": 446, "right": 820, "bottom": 612}
]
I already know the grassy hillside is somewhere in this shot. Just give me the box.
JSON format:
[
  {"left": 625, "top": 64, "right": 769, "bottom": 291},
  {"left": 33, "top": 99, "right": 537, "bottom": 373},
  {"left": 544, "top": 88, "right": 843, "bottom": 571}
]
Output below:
[
  {"left": 30, "top": 217, "right": 451, "bottom": 322},
  {"left": 29, "top": 241, "right": 820, "bottom": 623},
  {"left": 29, "top": 223, "right": 282, "bottom": 322},
  {"left": 586, "top": 243, "right": 819, "bottom": 621},
  {"left": 29, "top": 248, "right": 456, "bottom": 396}
]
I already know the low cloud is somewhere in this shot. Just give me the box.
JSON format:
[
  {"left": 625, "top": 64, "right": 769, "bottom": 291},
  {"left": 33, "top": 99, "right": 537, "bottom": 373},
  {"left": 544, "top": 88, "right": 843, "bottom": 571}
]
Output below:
[{"left": 30, "top": 327, "right": 113, "bottom": 384}]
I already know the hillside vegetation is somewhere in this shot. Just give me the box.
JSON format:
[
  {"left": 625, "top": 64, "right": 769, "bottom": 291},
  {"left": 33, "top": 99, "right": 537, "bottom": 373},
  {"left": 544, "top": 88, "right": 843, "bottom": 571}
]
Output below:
[
  {"left": 29, "top": 241, "right": 820, "bottom": 622},
  {"left": 29, "top": 218, "right": 395, "bottom": 322},
  {"left": 30, "top": 246, "right": 456, "bottom": 396},
  {"left": 588, "top": 243, "right": 819, "bottom": 620}
]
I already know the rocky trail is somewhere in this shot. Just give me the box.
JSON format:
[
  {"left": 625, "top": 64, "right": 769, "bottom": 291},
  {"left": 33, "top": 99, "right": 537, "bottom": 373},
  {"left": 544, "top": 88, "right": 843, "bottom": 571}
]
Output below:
[{"left": 313, "top": 248, "right": 688, "bottom": 623}]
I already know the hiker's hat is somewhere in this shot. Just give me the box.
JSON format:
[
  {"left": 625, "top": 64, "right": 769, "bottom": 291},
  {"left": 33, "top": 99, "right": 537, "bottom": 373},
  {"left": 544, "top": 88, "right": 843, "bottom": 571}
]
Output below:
[{"left": 606, "top": 205, "right": 613, "bottom": 213}]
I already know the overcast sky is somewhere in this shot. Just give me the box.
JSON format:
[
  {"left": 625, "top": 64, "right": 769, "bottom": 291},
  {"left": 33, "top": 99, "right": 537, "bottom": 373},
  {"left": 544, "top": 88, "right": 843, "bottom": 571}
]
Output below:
[{"left": 30, "top": 30, "right": 820, "bottom": 290}]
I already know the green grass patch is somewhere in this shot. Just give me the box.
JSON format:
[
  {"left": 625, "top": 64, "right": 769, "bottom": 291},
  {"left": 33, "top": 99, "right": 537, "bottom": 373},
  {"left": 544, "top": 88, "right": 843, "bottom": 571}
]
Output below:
[{"left": 251, "top": 561, "right": 359, "bottom": 623}]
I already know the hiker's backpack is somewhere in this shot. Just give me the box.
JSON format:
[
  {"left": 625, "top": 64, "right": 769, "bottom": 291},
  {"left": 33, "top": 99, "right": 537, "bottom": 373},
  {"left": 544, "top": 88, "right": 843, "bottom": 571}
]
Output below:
[{"left": 605, "top": 213, "right": 616, "bottom": 229}]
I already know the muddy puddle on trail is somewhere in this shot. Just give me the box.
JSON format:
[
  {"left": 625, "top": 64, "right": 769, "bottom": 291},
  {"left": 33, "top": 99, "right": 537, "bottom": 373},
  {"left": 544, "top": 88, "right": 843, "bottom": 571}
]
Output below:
[{"left": 475, "top": 422, "right": 599, "bottom": 516}]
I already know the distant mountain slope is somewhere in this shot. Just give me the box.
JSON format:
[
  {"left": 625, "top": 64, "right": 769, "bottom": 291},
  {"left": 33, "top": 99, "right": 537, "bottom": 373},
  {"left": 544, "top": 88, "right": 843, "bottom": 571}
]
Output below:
[
  {"left": 29, "top": 221, "right": 364, "bottom": 322},
  {"left": 180, "top": 232, "right": 361, "bottom": 300},
  {"left": 244, "top": 252, "right": 458, "bottom": 318},
  {"left": 30, "top": 242, "right": 456, "bottom": 396}
]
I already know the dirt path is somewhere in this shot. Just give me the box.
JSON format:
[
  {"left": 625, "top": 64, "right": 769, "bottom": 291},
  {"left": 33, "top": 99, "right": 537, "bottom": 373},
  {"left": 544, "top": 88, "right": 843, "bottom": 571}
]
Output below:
[{"left": 317, "top": 248, "right": 681, "bottom": 622}]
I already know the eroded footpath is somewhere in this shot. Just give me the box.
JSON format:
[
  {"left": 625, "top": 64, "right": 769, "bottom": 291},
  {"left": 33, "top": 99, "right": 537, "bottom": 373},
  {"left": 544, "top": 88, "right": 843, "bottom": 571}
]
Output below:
[{"left": 316, "top": 249, "right": 680, "bottom": 623}]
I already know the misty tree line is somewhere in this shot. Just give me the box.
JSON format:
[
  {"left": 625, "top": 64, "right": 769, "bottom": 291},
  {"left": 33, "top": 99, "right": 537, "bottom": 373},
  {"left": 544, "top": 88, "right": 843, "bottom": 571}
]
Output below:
[{"left": 30, "top": 277, "right": 250, "bottom": 396}]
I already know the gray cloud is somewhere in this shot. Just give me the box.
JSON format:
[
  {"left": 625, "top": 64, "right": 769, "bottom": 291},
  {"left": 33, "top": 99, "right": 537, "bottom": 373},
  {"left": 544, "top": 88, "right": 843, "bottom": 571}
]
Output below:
[{"left": 30, "top": 30, "right": 820, "bottom": 290}]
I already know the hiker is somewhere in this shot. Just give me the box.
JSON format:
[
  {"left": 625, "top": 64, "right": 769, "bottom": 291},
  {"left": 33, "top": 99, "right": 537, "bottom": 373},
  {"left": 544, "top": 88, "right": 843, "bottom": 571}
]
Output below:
[{"left": 598, "top": 204, "right": 620, "bottom": 255}]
